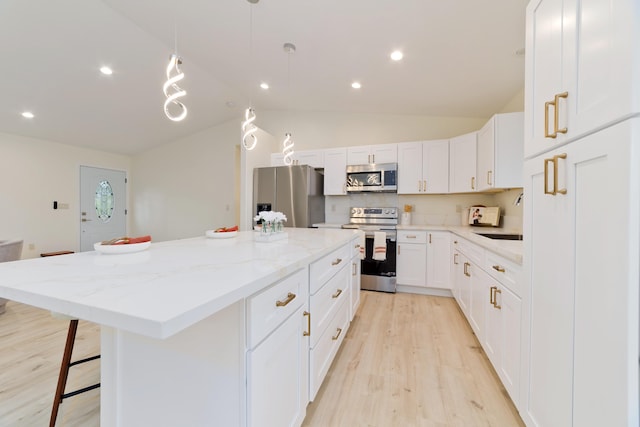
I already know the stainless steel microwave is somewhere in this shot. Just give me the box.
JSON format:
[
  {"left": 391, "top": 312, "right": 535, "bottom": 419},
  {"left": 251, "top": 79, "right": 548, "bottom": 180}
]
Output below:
[{"left": 346, "top": 163, "right": 397, "bottom": 193}]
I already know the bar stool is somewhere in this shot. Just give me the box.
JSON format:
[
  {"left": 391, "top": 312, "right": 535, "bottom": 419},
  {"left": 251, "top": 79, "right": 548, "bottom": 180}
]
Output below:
[{"left": 49, "top": 316, "right": 100, "bottom": 427}]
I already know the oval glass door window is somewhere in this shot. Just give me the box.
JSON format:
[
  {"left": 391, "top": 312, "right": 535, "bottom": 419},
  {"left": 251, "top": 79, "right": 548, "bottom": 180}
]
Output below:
[{"left": 95, "top": 180, "right": 115, "bottom": 222}]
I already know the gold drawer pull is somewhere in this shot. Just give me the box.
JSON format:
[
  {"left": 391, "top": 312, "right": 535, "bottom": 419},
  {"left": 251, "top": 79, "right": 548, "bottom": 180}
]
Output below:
[
  {"left": 332, "top": 327, "right": 343, "bottom": 341},
  {"left": 406, "top": 235, "right": 417, "bottom": 239},
  {"left": 463, "top": 262, "right": 471, "bottom": 277},
  {"left": 453, "top": 253, "right": 459, "bottom": 265},
  {"left": 332, "top": 288, "right": 343, "bottom": 299},
  {"left": 545, "top": 100, "right": 557, "bottom": 138},
  {"left": 492, "top": 265, "right": 505, "bottom": 273},
  {"left": 331, "top": 258, "right": 343, "bottom": 266},
  {"left": 303, "top": 311, "right": 311, "bottom": 337},
  {"left": 494, "top": 289, "right": 502, "bottom": 310},
  {"left": 554, "top": 92, "right": 568, "bottom": 135},
  {"left": 275, "top": 292, "right": 296, "bottom": 307},
  {"left": 490, "top": 286, "right": 497, "bottom": 305}
]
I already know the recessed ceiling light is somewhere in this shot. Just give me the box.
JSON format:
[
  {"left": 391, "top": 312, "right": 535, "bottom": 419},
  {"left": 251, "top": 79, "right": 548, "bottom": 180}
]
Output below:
[
  {"left": 21, "top": 111, "right": 34, "bottom": 119},
  {"left": 351, "top": 82, "right": 362, "bottom": 89},
  {"left": 390, "top": 50, "right": 404, "bottom": 61},
  {"left": 260, "top": 82, "right": 269, "bottom": 90},
  {"left": 100, "top": 66, "right": 113, "bottom": 75}
]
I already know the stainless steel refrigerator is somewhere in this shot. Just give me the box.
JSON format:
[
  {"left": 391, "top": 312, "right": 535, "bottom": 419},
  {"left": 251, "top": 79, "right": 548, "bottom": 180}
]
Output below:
[{"left": 253, "top": 165, "right": 325, "bottom": 228}]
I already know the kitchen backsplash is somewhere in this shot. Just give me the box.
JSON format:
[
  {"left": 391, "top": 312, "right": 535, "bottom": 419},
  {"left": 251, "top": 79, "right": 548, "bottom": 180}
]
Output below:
[{"left": 324, "top": 188, "right": 523, "bottom": 231}]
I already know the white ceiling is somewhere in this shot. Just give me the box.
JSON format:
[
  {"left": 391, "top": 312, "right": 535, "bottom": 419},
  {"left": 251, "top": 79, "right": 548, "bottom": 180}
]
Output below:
[{"left": 0, "top": 0, "right": 527, "bottom": 155}]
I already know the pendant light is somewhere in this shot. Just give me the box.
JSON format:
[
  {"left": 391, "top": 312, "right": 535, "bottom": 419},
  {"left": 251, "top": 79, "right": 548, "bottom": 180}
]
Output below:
[
  {"left": 242, "top": 0, "right": 259, "bottom": 150},
  {"left": 163, "top": 28, "right": 187, "bottom": 122},
  {"left": 282, "top": 42, "right": 296, "bottom": 165}
]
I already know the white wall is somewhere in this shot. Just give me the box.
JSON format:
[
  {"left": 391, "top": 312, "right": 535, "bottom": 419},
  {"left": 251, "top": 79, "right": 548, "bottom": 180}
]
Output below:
[
  {"left": 257, "top": 110, "right": 488, "bottom": 151},
  {"left": 0, "top": 132, "right": 131, "bottom": 258},
  {"left": 131, "top": 120, "right": 277, "bottom": 242}
]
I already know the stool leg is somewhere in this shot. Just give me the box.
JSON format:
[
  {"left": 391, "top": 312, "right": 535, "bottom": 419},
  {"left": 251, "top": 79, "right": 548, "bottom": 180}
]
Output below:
[{"left": 50, "top": 320, "right": 78, "bottom": 427}]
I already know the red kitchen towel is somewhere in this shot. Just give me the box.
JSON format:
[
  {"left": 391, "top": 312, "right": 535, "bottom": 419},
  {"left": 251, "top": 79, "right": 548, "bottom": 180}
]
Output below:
[{"left": 373, "top": 231, "right": 386, "bottom": 261}]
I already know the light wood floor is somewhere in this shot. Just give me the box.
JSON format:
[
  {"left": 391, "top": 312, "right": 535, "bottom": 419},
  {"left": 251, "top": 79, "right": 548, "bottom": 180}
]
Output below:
[{"left": 0, "top": 292, "right": 523, "bottom": 426}]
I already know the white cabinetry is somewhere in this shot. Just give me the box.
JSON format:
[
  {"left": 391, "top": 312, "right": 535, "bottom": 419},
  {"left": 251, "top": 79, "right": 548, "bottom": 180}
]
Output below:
[
  {"left": 246, "top": 269, "right": 309, "bottom": 427},
  {"left": 524, "top": 0, "right": 640, "bottom": 159},
  {"left": 308, "top": 243, "right": 351, "bottom": 400},
  {"left": 426, "top": 231, "right": 450, "bottom": 289},
  {"left": 476, "top": 112, "right": 524, "bottom": 191},
  {"left": 350, "top": 240, "right": 361, "bottom": 320},
  {"left": 397, "top": 140, "right": 449, "bottom": 194},
  {"left": 323, "top": 148, "right": 348, "bottom": 195},
  {"left": 523, "top": 119, "right": 639, "bottom": 427},
  {"left": 271, "top": 150, "right": 325, "bottom": 168},
  {"left": 451, "top": 235, "right": 523, "bottom": 410},
  {"left": 347, "top": 143, "right": 397, "bottom": 165},
  {"left": 449, "top": 132, "right": 477, "bottom": 193},
  {"left": 396, "top": 231, "right": 427, "bottom": 287}
]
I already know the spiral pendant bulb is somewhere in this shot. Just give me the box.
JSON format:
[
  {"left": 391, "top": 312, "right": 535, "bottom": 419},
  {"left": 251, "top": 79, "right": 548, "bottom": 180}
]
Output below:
[
  {"left": 282, "top": 133, "right": 295, "bottom": 165},
  {"left": 163, "top": 54, "right": 187, "bottom": 122},
  {"left": 242, "top": 108, "right": 258, "bottom": 150}
]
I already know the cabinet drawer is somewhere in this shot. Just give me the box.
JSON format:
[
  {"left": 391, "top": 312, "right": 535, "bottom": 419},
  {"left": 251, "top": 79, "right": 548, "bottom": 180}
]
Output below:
[
  {"left": 485, "top": 251, "right": 522, "bottom": 297},
  {"left": 456, "top": 237, "right": 485, "bottom": 266},
  {"left": 310, "top": 264, "right": 349, "bottom": 347},
  {"left": 350, "top": 234, "right": 363, "bottom": 259},
  {"left": 247, "top": 268, "right": 307, "bottom": 348},
  {"left": 397, "top": 230, "right": 427, "bottom": 243},
  {"left": 309, "top": 296, "right": 349, "bottom": 401},
  {"left": 310, "top": 243, "right": 350, "bottom": 294}
]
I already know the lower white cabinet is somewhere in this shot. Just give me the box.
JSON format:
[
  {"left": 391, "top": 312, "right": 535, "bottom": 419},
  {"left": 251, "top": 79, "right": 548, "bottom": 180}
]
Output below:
[
  {"left": 523, "top": 119, "right": 639, "bottom": 427},
  {"left": 426, "top": 231, "right": 450, "bottom": 289},
  {"left": 451, "top": 235, "right": 523, "bottom": 411},
  {"left": 246, "top": 269, "right": 309, "bottom": 427},
  {"left": 396, "top": 231, "right": 427, "bottom": 286}
]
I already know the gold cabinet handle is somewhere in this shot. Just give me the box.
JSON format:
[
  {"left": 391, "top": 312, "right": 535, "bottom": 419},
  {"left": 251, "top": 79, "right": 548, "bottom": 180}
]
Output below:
[
  {"left": 553, "top": 153, "right": 567, "bottom": 195},
  {"left": 406, "top": 235, "right": 417, "bottom": 239},
  {"left": 428, "top": 233, "right": 432, "bottom": 244},
  {"left": 303, "top": 311, "right": 311, "bottom": 336},
  {"left": 492, "top": 265, "right": 505, "bottom": 273},
  {"left": 544, "top": 100, "right": 557, "bottom": 138},
  {"left": 471, "top": 176, "right": 475, "bottom": 190},
  {"left": 352, "top": 262, "right": 357, "bottom": 275},
  {"left": 494, "top": 289, "right": 502, "bottom": 309},
  {"left": 276, "top": 292, "right": 296, "bottom": 307},
  {"left": 544, "top": 157, "right": 555, "bottom": 195},
  {"left": 332, "top": 288, "right": 343, "bottom": 299},
  {"left": 418, "top": 180, "right": 422, "bottom": 192},
  {"left": 331, "top": 258, "right": 343, "bottom": 266},
  {"left": 453, "top": 253, "right": 459, "bottom": 265},
  {"left": 487, "top": 170, "right": 493, "bottom": 186},
  {"left": 490, "top": 286, "right": 497, "bottom": 306},
  {"left": 463, "top": 262, "right": 471, "bottom": 277},
  {"left": 423, "top": 180, "right": 427, "bottom": 191},
  {"left": 398, "top": 245, "right": 401, "bottom": 255},
  {"left": 332, "top": 327, "right": 343, "bottom": 341},
  {"left": 554, "top": 92, "right": 568, "bottom": 136}
]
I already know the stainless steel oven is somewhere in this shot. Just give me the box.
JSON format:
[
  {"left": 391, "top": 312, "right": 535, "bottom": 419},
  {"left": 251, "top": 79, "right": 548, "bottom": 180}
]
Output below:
[{"left": 343, "top": 207, "right": 397, "bottom": 293}]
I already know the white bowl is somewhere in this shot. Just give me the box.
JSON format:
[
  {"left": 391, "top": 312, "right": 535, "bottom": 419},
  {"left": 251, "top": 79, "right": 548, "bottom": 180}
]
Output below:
[
  {"left": 94, "top": 241, "right": 151, "bottom": 254},
  {"left": 205, "top": 230, "right": 238, "bottom": 239}
]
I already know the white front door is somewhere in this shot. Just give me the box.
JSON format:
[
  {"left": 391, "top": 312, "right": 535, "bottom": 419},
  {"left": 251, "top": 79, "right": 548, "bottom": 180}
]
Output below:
[{"left": 80, "top": 166, "right": 127, "bottom": 252}]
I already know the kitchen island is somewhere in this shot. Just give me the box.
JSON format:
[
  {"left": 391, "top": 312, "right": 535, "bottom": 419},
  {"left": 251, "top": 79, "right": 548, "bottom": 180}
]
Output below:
[{"left": 0, "top": 228, "right": 359, "bottom": 426}]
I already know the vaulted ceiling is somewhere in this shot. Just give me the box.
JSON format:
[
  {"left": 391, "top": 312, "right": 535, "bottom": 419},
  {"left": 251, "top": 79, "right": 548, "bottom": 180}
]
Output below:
[{"left": 0, "top": 0, "right": 527, "bottom": 154}]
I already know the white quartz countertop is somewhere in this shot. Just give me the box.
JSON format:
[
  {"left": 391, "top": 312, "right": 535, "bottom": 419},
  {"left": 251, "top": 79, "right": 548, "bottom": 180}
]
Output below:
[
  {"left": 0, "top": 228, "right": 358, "bottom": 339},
  {"left": 397, "top": 225, "right": 523, "bottom": 264}
]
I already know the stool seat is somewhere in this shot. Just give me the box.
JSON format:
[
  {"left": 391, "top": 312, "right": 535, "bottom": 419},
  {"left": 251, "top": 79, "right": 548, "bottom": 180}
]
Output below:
[{"left": 50, "top": 319, "right": 100, "bottom": 427}]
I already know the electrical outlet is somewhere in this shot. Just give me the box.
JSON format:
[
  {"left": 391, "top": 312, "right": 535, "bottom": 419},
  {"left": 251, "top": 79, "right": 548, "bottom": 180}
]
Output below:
[{"left": 28, "top": 243, "right": 35, "bottom": 250}]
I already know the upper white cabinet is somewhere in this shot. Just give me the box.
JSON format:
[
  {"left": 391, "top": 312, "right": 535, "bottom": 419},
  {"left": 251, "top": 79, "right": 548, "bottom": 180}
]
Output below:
[
  {"left": 323, "top": 148, "right": 348, "bottom": 195},
  {"left": 347, "top": 143, "right": 397, "bottom": 165},
  {"left": 524, "top": 0, "right": 640, "bottom": 159},
  {"left": 476, "top": 113, "right": 524, "bottom": 192},
  {"left": 270, "top": 150, "right": 325, "bottom": 168},
  {"left": 397, "top": 140, "right": 449, "bottom": 194},
  {"left": 449, "top": 132, "right": 477, "bottom": 193}
]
